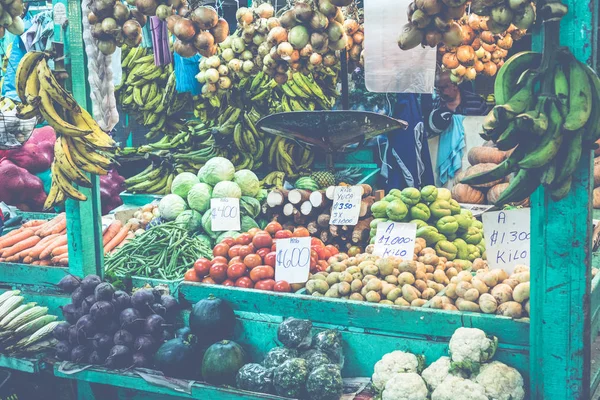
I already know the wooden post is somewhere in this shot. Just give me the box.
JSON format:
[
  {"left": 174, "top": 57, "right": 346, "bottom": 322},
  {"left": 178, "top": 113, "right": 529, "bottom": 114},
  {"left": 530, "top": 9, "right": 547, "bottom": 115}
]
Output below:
[{"left": 529, "top": 0, "right": 595, "bottom": 398}]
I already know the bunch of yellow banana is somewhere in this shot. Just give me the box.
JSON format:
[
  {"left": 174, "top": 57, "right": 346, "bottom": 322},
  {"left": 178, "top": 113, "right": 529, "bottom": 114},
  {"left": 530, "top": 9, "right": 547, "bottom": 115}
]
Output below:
[
  {"left": 260, "top": 171, "right": 286, "bottom": 189},
  {"left": 268, "top": 136, "right": 314, "bottom": 178},
  {"left": 124, "top": 162, "right": 175, "bottom": 195},
  {"left": 463, "top": 48, "right": 600, "bottom": 204},
  {"left": 277, "top": 71, "right": 334, "bottom": 111},
  {"left": 14, "top": 51, "right": 116, "bottom": 210},
  {"left": 0, "top": 96, "right": 15, "bottom": 112}
]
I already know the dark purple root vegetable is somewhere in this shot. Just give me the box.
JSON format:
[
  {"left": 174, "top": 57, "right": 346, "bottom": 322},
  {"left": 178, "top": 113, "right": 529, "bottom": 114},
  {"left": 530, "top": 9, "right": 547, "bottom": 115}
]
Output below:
[
  {"left": 95, "top": 282, "right": 115, "bottom": 302},
  {"left": 120, "top": 308, "right": 143, "bottom": 333},
  {"left": 106, "top": 345, "right": 132, "bottom": 369},
  {"left": 68, "top": 325, "right": 87, "bottom": 345},
  {"left": 71, "top": 345, "right": 89, "bottom": 363},
  {"left": 57, "top": 275, "right": 81, "bottom": 293},
  {"left": 76, "top": 314, "right": 96, "bottom": 336},
  {"left": 56, "top": 340, "right": 71, "bottom": 360},
  {"left": 113, "top": 330, "right": 134, "bottom": 347},
  {"left": 151, "top": 303, "right": 166, "bottom": 317},
  {"left": 53, "top": 322, "right": 71, "bottom": 341},
  {"left": 81, "top": 275, "right": 102, "bottom": 294},
  {"left": 88, "top": 350, "right": 106, "bottom": 365},
  {"left": 134, "top": 334, "right": 156, "bottom": 353},
  {"left": 90, "top": 301, "right": 115, "bottom": 322},
  {"left": 152, "top": 288, "right": 162, "bottom": 303},
  {"left": 71, "top": 287, "right": 85, "bottom": 307},
  {"left": 113, "top": 291, "right": 131, "bottom": 310},
  {"left": 61, "top": 303, "right": 79, "bottom": 324},
  {"left": 81, "top": 295, "right": 96, "bottom": 314},
  {"left": 144, "top": 314, "right": 166, "bottom": 336},
  {"left": 132, "top": 352, "right": 152, "bottom": 368},
  {"left": 91, "top": 333, "right": 113, "bottom": 352},
  {"left": 160, "top": 295, "right": 178, "bottom": 316},
  {"left": 131, "top": 289, "right": 154, "bottom": 313},
  {"left": 102, "top": 320, "right": 120, "bottom": 335}
]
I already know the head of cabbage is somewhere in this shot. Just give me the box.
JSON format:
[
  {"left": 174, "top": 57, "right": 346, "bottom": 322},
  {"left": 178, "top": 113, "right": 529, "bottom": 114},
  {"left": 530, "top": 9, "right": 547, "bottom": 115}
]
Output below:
[
  {"left": 158, "top": 194, "right": 188, "bottom": 221},
  {"left": 175, "top": 210, "right": 203, "bottom": 232},
  {"left": 234, "top": 169, "right": 260, "bottom": 197},
  {"left": 187, "top": 183, "right": 213, "bottom": 213},
  {"left": 212, "top": 181, "right": 242, "bottom": 199},
  {"left": 199, "top": 157, "right": 235, "bottom": 185},
  {"left": 171, "top": 172, "right": 199, "bottom": 199}
]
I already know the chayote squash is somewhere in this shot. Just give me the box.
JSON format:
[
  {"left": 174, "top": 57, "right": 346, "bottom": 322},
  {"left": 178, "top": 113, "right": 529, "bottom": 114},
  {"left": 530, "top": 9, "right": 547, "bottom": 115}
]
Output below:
[
  {"left": 410, "top": 219, "right": 428, "bottom": 230},
  {"left": 386, "top": 199, "right": 409, "bottom": 222},
  {"left": 420, "top": 185, "right": 438, "bottom": 204},
  {"left": 429, "top": 200, "right": 453, "bottom": 219},
  {"left": 371, "top": 201, "right": 390, "bottom": 218},
  {"left": 435, "top": 240, "right": 458, "bottom": 261},
  {"left": 436, "top": 216, "right": 459, "bottom": 235},
  {"left": 437, "top": 187, "right": 452, "bottom": 201},
  {"left": 467, "top": 244, "right": 481, "bottom": 261},
  {"left": 410, "top": 203, "right": 431, "bottom": 221},
  {"left": 400, "top": 187, "right": 421, "bottom": 206},
  {"left": 453, "top": 238, "right": 469, "bottom": 260},
  {"left": 454, "top": 213, "right": 473, "bottom": 232},
  {"left": 448, "top": 199, "right": 462, "bottom": 215},
  {"left": 464, "top": 227, "right": 483, "bottom": 245}
]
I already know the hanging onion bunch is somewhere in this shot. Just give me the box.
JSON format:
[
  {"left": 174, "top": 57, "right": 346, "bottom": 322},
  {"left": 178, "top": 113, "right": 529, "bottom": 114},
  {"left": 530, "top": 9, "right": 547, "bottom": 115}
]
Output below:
[
  {"left": 470, "top": 0, "right": 536, "bottom": 33},
  {"left": 166, "top": 5, "right": 229, "bottom": 57},
  {"left": 439, "top": 13, "right": 527, "bottom": 82},
  {"left": 0, "top": 0, "right": 26, "bottom": 38},
  {"left": 88, "top": 0, "right": 145, "bottom": 55},
  {"left": 344, "top": 18, "right": 363, "bottom": 70}
]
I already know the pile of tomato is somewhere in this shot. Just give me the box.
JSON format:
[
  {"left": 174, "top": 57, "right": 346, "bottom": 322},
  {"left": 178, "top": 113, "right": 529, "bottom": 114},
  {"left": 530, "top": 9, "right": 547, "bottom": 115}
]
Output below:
[{"left": 183, "top": 221, "right": 340, "bottom": 292}]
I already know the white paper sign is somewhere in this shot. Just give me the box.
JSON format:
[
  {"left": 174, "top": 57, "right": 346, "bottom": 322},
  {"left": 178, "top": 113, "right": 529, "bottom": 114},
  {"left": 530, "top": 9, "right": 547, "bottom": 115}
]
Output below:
[
  {"left": 330, "top": 186, "right": 362, "bottom": 226},
  {"left": 275, "top": 237, "right": 311, "bottom": 284},
  {"left": 210, "top": 198, "right": 240, "bottom": 232},
  {"left": 482, "top": 208, "right": 530, "bottom": 273},
  {"left": 374, "top": 222, "right": 417, "bottom": 259}
]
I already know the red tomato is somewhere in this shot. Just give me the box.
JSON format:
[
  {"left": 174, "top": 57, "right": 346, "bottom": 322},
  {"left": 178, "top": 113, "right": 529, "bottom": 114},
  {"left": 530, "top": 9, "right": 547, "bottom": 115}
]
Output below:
[
  {"left": 213, "top": 243, "right": 230, "bottom": 258},
  {"left": 235, "top": 276, "right": 254, "bottom": 288},
  {"left": 252, "top": 232, "right": 273, "bottom": 249},
  {"left": 209, "top": 263, "right": 228, "bottom": 283},
  {"left": 211, "top": 256, "right": 228, "bottom": 265},
  {"left": 274, "top": 230, "right": 293, "bottom": 239},
  {"left": 254, "top": 279, "right": 275, "bottom": 291},
  {"left": 235, "top": 233, "right": 252, "bottom": 246},
  {"left": 310, "top": 257, "right": 317, "bottom": 269},
  {"left": 184, "top": 269, "right": 200, "bottom": 282},
  {"left": 293, "top": 227, "right": 310, "bottom": 237},
  {"left": 228, "top": 244, "right": 242, "bottom": 258},
  {"left": 247, "top": 243, "right": 255, "bottom": 253},
  {"left": 311, "top": 237, "right": 324, "bottom": 247},
  {"left": 274, "top": 280, "right": 291, "bottom": 292},
  {"left": 193, "top": 258, "right": 211, "bottom": 278},
  {"left": 221, "top": 237, "right": 235, "bottom": 247},
  {"left": 247, "top": 228, "right": 261, "bottom": 237},
  {"left": 244, "top": 254, "right": 262, "bottom": 269},
  {"left": 264, "top": 251, "right": 277, "bottom": 267},
  {"left": 249, "top": 265, "right": 275, "bottom": 282},
  {"left": 228, "top": 256, "right": 242, "bottom": 266},
  {"left": 325, "top": 245, "right": 339, "bottom": 256},
  {"left": 316, "top": 260, "right": 329, "bottom": 272},
  {"left": 202, "top": 276, "right": 216, "bottom": 284},
  {"left": 238, "top": 245, "right": 253, "bottom": 259},
  {"left": 265, "top": 221, "right": 283, "bottom": 235},
  {"left": 227, "top": 263, "right": 247, "bottom": 280},
  {"left": 256, "top": 247, "right": 271, "bottom": 259},
  {"left": 315, "top": 247, "right": 331, "bottom": 260},
  {"left": 222, "top": 279, "right": 235, "bottom": 287},
  {"left": 271, "top": 242, "right": 277, "bottom": 252}
]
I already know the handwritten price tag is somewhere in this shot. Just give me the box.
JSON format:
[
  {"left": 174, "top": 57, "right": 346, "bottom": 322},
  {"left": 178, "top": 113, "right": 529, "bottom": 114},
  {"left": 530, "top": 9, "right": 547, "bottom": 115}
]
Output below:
[
  {"left": 330, "top": 186, "right": 362, "bottom": 226},
  {"left": 482, "top": 208, "right": 530, "bottom": 273},
  {"left": 373, "top": 222, "right": 417, "bottom": 259},
  {"left": 275, "top": 237, "right": 311, "bottom": 284},
  {"left": 210, "top": 198, "right": 241, "bottom": 232}
]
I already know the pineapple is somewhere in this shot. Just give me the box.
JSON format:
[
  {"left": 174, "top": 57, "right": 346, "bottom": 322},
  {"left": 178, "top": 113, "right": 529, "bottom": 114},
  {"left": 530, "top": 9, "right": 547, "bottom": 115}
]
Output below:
[
  {"left": 310, "top": 171, "right": 336, "bottom": 189},
  {"left": 334, "top": 167, "right": 363, "bottom": 185}
]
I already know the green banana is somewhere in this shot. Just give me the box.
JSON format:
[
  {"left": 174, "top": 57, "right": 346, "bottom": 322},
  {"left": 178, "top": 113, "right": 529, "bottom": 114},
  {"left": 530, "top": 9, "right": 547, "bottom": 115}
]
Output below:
[
  {"left": 554, "top": 129, "right": 583, "bottom": 183},
  {"left": 494, "top": 168, "right": 541, "bottom": 205},
  {"left": 518, "top": 99, "right": 564, "bottom": 169},
  {"left": 495, "top": 121, "right": 522, "bottom": 151},
  {"left": 563, "top": 57, "right": 593, "bottom": 131},
  {"left": 461, "top": 144, "right": 525, "bottom": 186},
  {"left": 494, "top": 51, "right": 542, "bottom": 105}
]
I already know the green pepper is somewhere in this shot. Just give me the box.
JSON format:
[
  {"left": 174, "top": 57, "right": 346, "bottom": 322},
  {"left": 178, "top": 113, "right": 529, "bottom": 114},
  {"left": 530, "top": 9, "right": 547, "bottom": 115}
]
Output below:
[
  {"left": 410, "top": 203, "right": 431, "bottom": 221},
  {"left": 420, "top": 185, "right": 438, "bottom": 204},
  {"left": 435, "top": 240, "right": 458, "bottom": 260},
  {"left": 429, "top": 200, "right": 453, "bottom": 219},
  {"left": 386, "top": 199, "right": 409, "bottom": 221},
  {"left": 436, "top": 216, "right": 459, "bottom": 235},
  {"left": 401, "top": 187, "right": 421, "bottom": 206}
]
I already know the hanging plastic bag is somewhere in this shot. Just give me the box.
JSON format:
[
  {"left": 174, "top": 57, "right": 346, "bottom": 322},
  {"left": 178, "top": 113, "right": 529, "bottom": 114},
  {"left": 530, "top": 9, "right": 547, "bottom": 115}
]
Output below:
[{"left": 174, "top": 52, "right": 201, "bottom": 95}]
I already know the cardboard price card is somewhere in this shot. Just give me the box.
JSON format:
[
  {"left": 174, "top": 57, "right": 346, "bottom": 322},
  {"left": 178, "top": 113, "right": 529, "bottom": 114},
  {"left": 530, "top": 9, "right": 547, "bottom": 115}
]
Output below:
[
  {"left": 330, "top": 186, "right": 362, "bottom": 226},
  {"left": 482, "top": 208, "right": 530, "bottom": 273},
  {"left": 373, "top": 222, "right": 417, "bottom": 260},
  {"left": 275, "top": 237, "right": 311, "bottom": 284},
  {"left": 210, "top": 198, "right": 241, "bottom": 232}
]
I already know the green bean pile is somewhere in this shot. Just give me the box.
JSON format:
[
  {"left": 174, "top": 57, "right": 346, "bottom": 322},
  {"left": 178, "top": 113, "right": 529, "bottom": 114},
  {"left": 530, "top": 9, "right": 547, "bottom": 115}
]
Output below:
[{"left": 105, "top": 222, "right": 212, "bottom": 280}]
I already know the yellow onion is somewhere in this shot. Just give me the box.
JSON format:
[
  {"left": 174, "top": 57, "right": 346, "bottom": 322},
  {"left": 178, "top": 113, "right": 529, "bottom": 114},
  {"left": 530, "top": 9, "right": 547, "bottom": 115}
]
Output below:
[
  {"left": 474, "top": 59, "right": 484, "bottom": 72},
  {"left": 481, "top": 50, "right": 492, "bottom": 62},
  {"left": 424, "top": 30, "right": 442, "bottom": 47},
  {"left": 465, "top": 67, "right": 477, "bottom": 80},
  {"left": 481, "top": 42, "right": 497, "bottom": 53},
  {"left": 497, "top": 34, "right": 513, "bottom": 50},
  {"left": 452, "top": 64, "right": 466, "bottom": 76},
  {"left": 456, "top": 45, "right": 475, "bottom": 65},
  {"left": 267, "top": 26, "right": 288, "bottom": 45},
  {"left": 174, "top": 39, "right": 197, "bottom": 57},
  {"left": 344, "top": 19, "right": 359, "bottom": 35},
  {"left": 210, "top": 18, "right": 229, "bottom": 44},
  {"left": 193, "top": 31, "right": 214, "bottom": 50},
  {"left": 442, "top": 52, "right": 460, "bottom": 69},
  {"left": 218, "top": 76, "right": 232, "bottom": 89},
  {"left": 323, "top": 53, "right": 337, "bottom": 67},
  {"left": 257, "top": 3, "right": 274, "bottom": 18},
  {"left": 277, "top": 41, "right": 294, "bottom": 57},
  {"left": 461, "top": 25, "right": 475, "bottom": 45},
  {"left": 191, "top": 6, "right": 218, "bottom": 30},
  {"left": 475, "top": 46, "right": 485, "bottom": 59},
  {"left": 300, "top": 44, "right": 314, "bottom": 58},
  {"left": 290, "top": 50, "right": 300, "bottom": 62},
  {"left": 173, "top": 18, "right": 196, "bottom": 41},
  {"left": 442, "top": 22, "right": 463, "bottom": 47},
  {"left": 353, "top": 30, "right": 364, "bottom": 44},
  {"left": 267, "top": 17, "right": 280, "bottom": 30},
  {"left": 280, "top": 9, "right": 297, "bottom": 28},
  {"left": 482, "top": 61, "right": 497, "bottom": 76},
  {"left": 468, "top": 13, "right": 481, "bottom": 30},
  {"left": 310, "top": 52, "right": 323, "bottom": 65},
  {"left": 471, "top": 38, "right": 481, "bottom": 50}
]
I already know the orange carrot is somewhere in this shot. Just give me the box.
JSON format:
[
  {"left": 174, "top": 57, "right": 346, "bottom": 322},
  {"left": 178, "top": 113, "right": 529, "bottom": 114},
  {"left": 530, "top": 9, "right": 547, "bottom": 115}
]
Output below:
[
  {"left": 5, "top": 255, "right": 20, "bottom": 262},
  {"left": 38, "top": 214, "right": 65, "bottom": 237},
  {"left": 0, "top": 227, "right": 26, "bottom": 241},
  {"left": 0, "top": 229, "right": 34, "bottom": 250},
  {"left": 49, "top": 218, "right": 67, "bottom": 235},
  {"left": 39, "top": 236, "right": 68, "bottom": 260},
  {"left": 22, "top": 220, "right": 45, "bottom": 228},
  {"left": 22, "top": 256, "right": 33, "bottom": 264},
  {"left": 0, "top": 258, "right": 4, "bottom": 262},
  {"left": 28, "top": 234, "right": 59, "bottom": 259},
  {"left": 31, "top": 261, "right": 40, "bottom": 265},
  {"left": 51, "top": 244, "right": 68, "bottom": 257},
  {"left": 34, "top": 217, "right": 59, "bottom": 236},
  {"left": 38, "top": 260, "right": 51, "bottom": 266},
  {"left": 104, "top": 223, "right": 130, "bottom": 254},
  {"left": 3, "top": 236, "right": 41, "bottom": 258},
  {"left": 102, "top": 221, "right": 123, "bottom": 246},
  {"left": 59, "top": 257, "right": 69, "bottom": 266}
]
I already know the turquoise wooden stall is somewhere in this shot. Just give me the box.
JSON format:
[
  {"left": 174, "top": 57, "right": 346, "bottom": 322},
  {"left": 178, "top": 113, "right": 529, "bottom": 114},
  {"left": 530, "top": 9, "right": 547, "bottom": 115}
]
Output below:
[{"left": 0, "top": 0, "right": 597, "bottom": 398}]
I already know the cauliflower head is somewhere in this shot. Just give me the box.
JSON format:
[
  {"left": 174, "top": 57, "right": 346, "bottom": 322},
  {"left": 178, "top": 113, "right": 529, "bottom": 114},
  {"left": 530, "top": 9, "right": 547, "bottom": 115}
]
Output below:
[
  {"left": 449, "top": 328, "right": 498, "bottom": 374},
  {"left": 372, "top": 351, "right": 423, "bottom": 390},
  {"left": 422, "top": 356, "right": 467, "bottom": 391},
  {"left": 431, "top": 375, "right": 489, "bottom": 400},
  {"left": 473, "top": 361, "right": 525, "bottom": 400},
  {"left": 382, "top": 372, "right": 429, "bottom": 400}
]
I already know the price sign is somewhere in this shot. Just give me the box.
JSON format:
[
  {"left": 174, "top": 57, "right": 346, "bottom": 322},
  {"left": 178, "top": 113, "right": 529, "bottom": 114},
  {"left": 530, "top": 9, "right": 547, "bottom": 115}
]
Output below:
[
  {"left": 275, "top": 237, "right": 311, "bottom": 284},
  {"left": 482, "top": 208, "right": 530, "bottom": 273},
  {"left": 330, "top": 186, "right": 362, "bottom": 226},
  {"left": 373, "top": 222, "right": 417, "bottom": 259},
  {"left": 210, "top": 198, "right": 240, "bottom": 232}
]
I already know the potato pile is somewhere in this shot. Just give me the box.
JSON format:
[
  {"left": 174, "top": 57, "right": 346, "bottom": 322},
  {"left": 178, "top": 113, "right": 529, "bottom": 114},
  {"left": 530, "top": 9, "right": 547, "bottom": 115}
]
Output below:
[{"left": 304, "top": 238, "right": 531, "bottom": 320}]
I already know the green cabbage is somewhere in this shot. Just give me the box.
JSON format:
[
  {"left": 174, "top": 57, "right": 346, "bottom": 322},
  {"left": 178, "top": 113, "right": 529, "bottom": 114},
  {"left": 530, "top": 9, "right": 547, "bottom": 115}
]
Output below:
[
  {"left": 187, "top": 183, "right": 213, "bottom": 213},
  {"left": 216, "top": 231, "right": 241, "bottom": 243},
  {"left": 158, "top": 194, "right": 188, "bottom": 221},
  {"left": 212, "top": 181, "right": 242, "bottom": 199},
  {"left": 241, "top": 215, "right": 259, "bottom": 232},
  {"left": 171, "top": 172, "right": 199, "bottom": 199},
  {"left": 175, "top": 210, "right": 203, "bottom": 232},
  {"left": 233, "top": 169, "right": 260, "bottom": 197},
  {"left": 240, "top": 196, "right": 261, "bottom": 218},
  {"left": 199, "top": 157, "right": 235, "bottom": 185}
]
